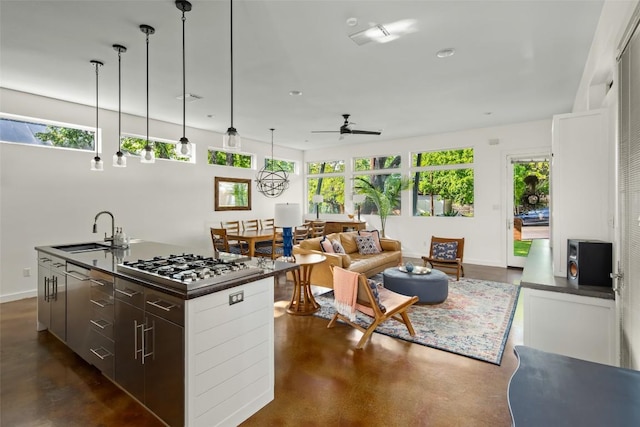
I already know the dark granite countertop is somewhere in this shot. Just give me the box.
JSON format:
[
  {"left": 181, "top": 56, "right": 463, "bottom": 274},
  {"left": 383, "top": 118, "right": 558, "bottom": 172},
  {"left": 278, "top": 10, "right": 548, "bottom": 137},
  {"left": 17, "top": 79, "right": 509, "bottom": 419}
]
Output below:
[
  {"left": 35, "top": 240, "right": 298, "bottom": 300},
  {"left": 520, "top": 239, "right": 614, "bottom": 300}
]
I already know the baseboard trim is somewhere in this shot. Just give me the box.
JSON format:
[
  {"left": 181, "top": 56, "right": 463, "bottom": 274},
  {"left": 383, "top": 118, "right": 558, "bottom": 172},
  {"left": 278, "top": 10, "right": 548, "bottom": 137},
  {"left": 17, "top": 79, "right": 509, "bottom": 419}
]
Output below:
[{"left": 1, "top": 289, "right": 37, "bottom": 303}]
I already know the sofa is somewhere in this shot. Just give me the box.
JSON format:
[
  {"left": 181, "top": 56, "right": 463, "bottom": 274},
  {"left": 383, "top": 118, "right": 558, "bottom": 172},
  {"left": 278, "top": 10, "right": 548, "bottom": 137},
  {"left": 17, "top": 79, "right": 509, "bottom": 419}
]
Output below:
[{"left": 292, "top": 231, "right": 402, "bottom": 288}]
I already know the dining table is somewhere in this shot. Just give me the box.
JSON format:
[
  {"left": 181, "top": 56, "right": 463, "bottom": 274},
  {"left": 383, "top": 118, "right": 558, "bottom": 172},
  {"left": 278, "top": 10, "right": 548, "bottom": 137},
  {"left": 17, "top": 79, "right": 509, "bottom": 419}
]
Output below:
[{"left": 224, "top": 228, "right": 275, "bottom": 257}]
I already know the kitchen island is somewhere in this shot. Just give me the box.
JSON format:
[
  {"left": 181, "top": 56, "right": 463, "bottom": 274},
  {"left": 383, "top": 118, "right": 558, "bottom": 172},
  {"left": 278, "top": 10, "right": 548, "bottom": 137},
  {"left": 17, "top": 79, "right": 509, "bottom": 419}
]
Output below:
[{"left": 35, "top": 240, "right": 298, "bottom": 427}]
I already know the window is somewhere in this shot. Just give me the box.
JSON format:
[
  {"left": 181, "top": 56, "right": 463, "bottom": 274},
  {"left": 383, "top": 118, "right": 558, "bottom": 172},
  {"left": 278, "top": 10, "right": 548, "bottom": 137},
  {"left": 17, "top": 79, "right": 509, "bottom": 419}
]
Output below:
[
  {"left": 122, "top": 136, "right": 192, "bottom": 162},
  {"left": 208, "top": 149, "right": 253, "bottom": 168},
  {"left": 354, "top": 155, "right": 401, "bottom": 171},
  {"left": 354, "top": 172, "right": 406, "bottom": 216},
  {"left": 307, "top": 160, "right": 345, "bottom": 214},
  {"left": 265, "top": 158, "right": 295, "bottom": 174},
  {"left": 411, "top": 148, "right": 474, "bottom": 217},
  {"left": 0, "top": 115, "right": 95, "bottom": 151}
]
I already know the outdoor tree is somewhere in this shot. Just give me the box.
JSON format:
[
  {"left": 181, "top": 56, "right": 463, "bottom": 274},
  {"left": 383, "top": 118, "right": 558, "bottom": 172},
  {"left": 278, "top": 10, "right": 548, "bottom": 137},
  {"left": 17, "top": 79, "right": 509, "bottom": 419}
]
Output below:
[{"left": 35, "top": 126, "right": 94, "bottom": 149}]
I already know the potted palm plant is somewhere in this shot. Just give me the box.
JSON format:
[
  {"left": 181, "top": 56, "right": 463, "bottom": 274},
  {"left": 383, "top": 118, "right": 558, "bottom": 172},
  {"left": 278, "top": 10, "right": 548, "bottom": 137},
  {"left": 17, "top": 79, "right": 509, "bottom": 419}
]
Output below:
[{"left": 354, "top": 175, "right": 412, "bottom": 237}]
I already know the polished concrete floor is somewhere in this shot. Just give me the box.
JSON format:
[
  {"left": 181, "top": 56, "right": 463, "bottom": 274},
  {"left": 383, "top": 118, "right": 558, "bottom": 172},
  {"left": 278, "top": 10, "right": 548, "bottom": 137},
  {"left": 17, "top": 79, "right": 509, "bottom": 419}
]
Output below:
[{"left": 1, "top": 263, "right": 523, "bottom": 426}]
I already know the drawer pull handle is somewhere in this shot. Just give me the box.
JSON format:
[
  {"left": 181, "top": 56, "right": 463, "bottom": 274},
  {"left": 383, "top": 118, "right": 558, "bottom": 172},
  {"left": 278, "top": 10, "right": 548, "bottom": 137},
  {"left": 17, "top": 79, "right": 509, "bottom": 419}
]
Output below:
[
  {"left": 89, "top": 279, "right": 110, "bottom": 287},
  {"left": 89, "top": 299, "right": 108, "bottom": 308},
  {"left": 65, "top": 271, "right": 90, "bottom": 281},
  {"left": 90, "top": 319, "right": 111, "bottom": 329},
  {"left": 90, "top": 347, "right": 113, "bottom": 360},
  {"left": 146, "top": 299, "right": 176, "bottom": 312},
  {"left": 115, "top": 288, "right": 139, "bottom": 298}
]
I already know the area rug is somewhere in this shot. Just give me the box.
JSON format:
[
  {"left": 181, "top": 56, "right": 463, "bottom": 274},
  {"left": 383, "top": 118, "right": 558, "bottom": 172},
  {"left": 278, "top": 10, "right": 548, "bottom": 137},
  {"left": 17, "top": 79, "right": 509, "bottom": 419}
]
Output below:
[{"left": 313, "top": 277, "right": 520, "bottom": 365}]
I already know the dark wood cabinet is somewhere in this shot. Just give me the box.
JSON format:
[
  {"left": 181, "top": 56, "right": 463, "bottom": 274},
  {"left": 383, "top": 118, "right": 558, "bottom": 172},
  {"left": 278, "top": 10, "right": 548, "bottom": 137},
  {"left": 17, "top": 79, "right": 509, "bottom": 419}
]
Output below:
[{"left": 324, "top": 220, "right": 367, "bottom": 235}]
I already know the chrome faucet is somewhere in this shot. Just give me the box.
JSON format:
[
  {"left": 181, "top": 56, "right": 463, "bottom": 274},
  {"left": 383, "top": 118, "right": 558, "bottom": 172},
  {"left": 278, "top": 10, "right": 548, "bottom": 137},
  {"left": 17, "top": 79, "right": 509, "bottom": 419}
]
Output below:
[{"left": 93, "top": 211, "right": 115, "bottom": 247}]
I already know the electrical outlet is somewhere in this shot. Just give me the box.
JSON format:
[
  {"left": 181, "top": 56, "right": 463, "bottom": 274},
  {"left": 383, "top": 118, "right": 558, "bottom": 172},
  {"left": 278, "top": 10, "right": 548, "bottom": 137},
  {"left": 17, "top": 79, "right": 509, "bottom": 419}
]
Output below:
[
  {"left": 23, "top": 268, "right": 31, "bottom": 277},
  {"left": 229, "top": 290, "right": 244, "bottom": 305}
]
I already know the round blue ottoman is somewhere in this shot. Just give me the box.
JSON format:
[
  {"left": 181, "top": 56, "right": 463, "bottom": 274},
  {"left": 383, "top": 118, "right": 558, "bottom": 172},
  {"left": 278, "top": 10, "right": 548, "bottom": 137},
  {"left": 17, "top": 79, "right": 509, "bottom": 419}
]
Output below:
[{"left": 382, "top": 267, "right": 449, "bottom": 304}]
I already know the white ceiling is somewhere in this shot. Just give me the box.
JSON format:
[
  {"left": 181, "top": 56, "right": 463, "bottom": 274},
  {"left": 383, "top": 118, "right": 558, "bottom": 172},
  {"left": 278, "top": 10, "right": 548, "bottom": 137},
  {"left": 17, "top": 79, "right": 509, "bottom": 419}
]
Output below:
[{"left": 0, "top": 0, "right": 604, "bottom": 150}]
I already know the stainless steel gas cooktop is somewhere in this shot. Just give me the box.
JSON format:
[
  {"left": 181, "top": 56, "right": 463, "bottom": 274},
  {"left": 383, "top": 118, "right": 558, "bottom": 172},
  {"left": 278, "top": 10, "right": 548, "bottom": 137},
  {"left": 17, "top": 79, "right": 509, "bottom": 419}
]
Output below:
[{"left": 117, "top": 253, "right": 263, "bottom": 290}]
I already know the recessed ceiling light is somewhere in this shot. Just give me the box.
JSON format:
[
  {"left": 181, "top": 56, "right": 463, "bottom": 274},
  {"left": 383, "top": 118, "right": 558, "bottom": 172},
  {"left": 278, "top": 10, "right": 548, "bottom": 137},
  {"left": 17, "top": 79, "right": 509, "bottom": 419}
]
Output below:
[
  {"left": 207, "top": 114, "right": 215, "bottom": 118},
  {"left": 484, "top": 112, "right": 493, "bottom": 115},
  {"left": 176, "top": 93, "right": 202, "bottom": 102},
  {"left": 289, "top": 90, "right": 303, "bottom": 96},
  {"left": 346, "top": 17, "right": 358, "bottom": 27},
  {"left": 436, "top": 48, "right": 456, "bottom": 58}
]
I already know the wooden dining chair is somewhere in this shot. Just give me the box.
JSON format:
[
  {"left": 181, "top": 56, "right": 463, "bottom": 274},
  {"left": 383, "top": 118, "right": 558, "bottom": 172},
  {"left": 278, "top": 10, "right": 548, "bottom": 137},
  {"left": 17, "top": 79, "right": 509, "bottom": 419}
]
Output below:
[
  {"left": 293, "top": 225, "right": 310, "bottom": 244},
  {"left": 221, "top": 220, "right": 248, "bottom": 255},
  {"left": 242, "top": 219, "right": 259, "bottom": 232},
  {"left": 328, "top": 266, "right": 419, "bottom": 349},
  {"left": 210, "top": 227, "right": 230, "bottom": 253},
  {"left": 260, "top": 218, "right": 275, "bottom": 231},
  {"left": 422, "top": 236, "right": 465, "bottom": 280},
  {"left": 309, "top": 221, "right": 326, "bottom": 238},
  {"left": 254, "top": 228, "right": 285, "bottom": 260}
]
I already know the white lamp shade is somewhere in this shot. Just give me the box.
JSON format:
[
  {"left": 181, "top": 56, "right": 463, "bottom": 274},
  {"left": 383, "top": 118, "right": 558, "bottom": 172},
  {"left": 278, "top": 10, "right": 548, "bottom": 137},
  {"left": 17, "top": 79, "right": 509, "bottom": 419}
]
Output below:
[
  {"left": 312, "top": 194, "right": 324, "bottom": 203},
  {"left": 353, "top": 194, "right": 366, "bottom": 203},
  {"left": 275, "top": 203, "right": 301, "bottom": 228}
]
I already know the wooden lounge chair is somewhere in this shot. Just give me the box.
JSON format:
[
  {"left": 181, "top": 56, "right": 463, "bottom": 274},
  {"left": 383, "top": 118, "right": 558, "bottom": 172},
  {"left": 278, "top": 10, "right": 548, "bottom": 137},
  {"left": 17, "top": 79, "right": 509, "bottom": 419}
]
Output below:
[
  {"left": 328, "top": 266, "right": 418, "bottom": 349},
  {"left": 422, "top": 236, "right": 465, "bottom": 280}
]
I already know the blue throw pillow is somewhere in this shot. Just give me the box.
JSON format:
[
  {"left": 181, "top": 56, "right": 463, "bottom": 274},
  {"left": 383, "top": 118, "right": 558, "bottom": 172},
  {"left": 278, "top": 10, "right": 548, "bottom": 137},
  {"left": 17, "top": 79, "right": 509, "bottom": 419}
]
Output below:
[{"left": 432, "top": 241, "right": 458, "bottom": 260}]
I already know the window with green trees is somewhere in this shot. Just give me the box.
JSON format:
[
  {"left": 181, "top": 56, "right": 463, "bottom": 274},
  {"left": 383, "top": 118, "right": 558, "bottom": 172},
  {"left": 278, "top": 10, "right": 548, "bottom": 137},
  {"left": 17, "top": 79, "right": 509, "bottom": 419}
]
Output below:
[
  {"left": 265, "top": 158, "right": 295, "bottom": 173},
  {"left": 307, "top": 160, "right": 345, "bottom": 214},
  {"left": 121, "top": 136, "right": 192, "bottom": 162},
  {"left": 208, "top": 150, "right": 253, "bottom": 168},
  {"left": 411, "top": 148, "right": 474, "bottom": 217},
  {"left": 0, "top": 116, "right": 95, "bottom": 150},
  {"left": 354, "top": 155, "right": 401, "bottom": 171}
]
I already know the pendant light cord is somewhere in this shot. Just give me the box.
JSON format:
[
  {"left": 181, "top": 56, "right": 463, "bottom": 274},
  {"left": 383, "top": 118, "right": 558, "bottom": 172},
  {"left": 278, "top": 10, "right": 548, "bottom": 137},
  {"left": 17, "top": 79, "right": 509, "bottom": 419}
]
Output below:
[
  {"left": 95, "top": 62, "right": 99, "bottom": 157},
  {"left": 117, "top": 49, "right": 122, "bottom": 152},
  {"left": 182, "top": 9, "right": 186, "bottom": 139},
  {"left": 230, "top": 0, "right": 234, "bottom": 128},
  {"left": 146, "top": 30, "right": 150, "bottom": 147}
]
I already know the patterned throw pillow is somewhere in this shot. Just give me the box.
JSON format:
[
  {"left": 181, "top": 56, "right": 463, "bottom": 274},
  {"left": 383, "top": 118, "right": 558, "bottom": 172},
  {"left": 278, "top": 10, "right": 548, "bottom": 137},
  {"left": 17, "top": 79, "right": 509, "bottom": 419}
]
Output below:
[
  {"left": 432, "top": 241, "right": 458, "bottom": 260},
  {"left": 332, "top": 239, "right": 346, "bottom": 254},
  {"left": 367, "top": 279, "right": 386, "bottom": 313},
  {"left": 355, "top": 235, "right": 380, "bottom": 255},
  {"left": 320, "top": 236, "right": 335, "bottom": 253},
  {"left": 358, "top": 229, "right": 382, "bottom": 252}
]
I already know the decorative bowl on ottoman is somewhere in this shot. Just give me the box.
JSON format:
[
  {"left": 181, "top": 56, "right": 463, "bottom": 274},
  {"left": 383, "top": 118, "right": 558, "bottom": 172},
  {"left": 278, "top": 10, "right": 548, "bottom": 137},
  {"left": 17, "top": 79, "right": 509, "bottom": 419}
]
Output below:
[{"left": 383, "top": 267, "right": 448, "bottom": 304}]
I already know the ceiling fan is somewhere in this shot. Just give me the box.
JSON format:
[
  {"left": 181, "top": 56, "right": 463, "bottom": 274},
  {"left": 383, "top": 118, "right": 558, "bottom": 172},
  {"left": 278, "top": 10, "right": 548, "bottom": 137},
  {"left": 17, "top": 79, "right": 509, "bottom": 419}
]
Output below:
[{"left": 312, "top": 114, "right": 382, "bottom": 138}]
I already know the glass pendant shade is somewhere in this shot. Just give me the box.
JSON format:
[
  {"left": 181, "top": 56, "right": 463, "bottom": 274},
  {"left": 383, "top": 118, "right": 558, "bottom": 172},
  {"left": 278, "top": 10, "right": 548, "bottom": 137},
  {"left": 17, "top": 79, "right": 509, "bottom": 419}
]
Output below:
[
  {"left": 179, "top": 137, "right": 191, "bottom": 157},
  {"left": 113, "top": 151, "right": 127, "bottom": 167},
  {"left": 91, "top": 156, "right": 104, "bottom": 171},
  {"left": 223, "top": 127, "right": 241, "bottom": 151},
  {"left": 141, "top": 145, "right": 155, "bottom": 163}
]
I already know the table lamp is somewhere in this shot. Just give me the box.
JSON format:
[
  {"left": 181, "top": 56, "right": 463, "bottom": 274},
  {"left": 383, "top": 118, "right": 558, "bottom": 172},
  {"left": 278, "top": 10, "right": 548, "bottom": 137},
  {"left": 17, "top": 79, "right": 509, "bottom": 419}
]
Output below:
[
  {"left": 353, "top": 194, "right": 366, "bottom": 221},
  {"left": 275, "top": 203, "right": 301, "bottom": 262},
  {"left": 312, "top": 194, "right": 324, "bottom": 220}
]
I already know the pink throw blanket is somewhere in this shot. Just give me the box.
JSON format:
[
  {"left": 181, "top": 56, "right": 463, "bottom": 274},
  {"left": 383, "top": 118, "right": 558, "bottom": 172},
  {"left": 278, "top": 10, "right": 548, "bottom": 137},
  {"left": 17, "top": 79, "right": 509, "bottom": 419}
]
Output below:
[{"left": 333, "top": 267, "right": 359, "bottom": 321}]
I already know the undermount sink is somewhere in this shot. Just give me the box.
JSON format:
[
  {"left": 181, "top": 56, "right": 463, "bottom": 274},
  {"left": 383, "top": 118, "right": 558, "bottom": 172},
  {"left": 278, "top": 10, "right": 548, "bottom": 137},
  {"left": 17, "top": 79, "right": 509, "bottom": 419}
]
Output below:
[{"left": 53, "top": 242, "right": 111, "bottom": 253}]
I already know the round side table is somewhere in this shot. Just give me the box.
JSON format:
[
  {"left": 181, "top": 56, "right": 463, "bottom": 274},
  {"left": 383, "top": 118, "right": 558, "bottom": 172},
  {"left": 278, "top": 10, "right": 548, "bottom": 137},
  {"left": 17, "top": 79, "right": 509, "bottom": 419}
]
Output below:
[{"left": 287, "top": 253, "right": 326, "bottom": 315}]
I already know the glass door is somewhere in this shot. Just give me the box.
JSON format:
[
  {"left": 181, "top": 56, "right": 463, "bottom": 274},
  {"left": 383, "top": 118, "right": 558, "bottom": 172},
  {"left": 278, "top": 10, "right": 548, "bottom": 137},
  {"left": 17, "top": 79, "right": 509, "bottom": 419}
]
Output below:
[{"left": 507, "top": 156, "right": 550, "bottom": 267}]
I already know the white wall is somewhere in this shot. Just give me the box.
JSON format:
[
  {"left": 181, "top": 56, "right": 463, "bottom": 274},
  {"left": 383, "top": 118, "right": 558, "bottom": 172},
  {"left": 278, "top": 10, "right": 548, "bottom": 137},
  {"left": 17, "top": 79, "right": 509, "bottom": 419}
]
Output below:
[
  {"left": 0, "top": 88, "right": 304, "bottom": 302},
  {"left": 304, "top": 119, "right": 552, "bottom": 266}
]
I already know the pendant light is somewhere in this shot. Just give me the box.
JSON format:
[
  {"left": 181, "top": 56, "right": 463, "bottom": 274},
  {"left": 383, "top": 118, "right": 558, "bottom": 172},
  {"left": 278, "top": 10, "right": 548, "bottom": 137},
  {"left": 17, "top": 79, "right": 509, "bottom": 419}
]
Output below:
[
  {"left": 223, "top": 0, "right": 241, "bottom": 151},
  {"left": 112, "top": 44, "right": 127, "bottom": 167},
  {"left": 256, "top": 128, "right": 289, "bottom": 197},
  {"left": 90, "top": 60, "right": 104, "bottom": 171},
  {"left": 140, "top": 24, "right": 156, "bottom": 164},
  {"left": 176, "top": 0, "right": 192, "bottom": 158}
]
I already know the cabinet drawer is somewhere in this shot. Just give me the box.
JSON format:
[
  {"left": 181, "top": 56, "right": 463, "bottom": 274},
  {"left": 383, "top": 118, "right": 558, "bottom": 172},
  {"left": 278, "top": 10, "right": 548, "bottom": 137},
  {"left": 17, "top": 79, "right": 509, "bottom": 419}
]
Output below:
[
  {"left": 89, "top": 270, "right": 114, "bottom": 295},
  {"left": 114, "top": 278, "right": 144, "bottom": 308},
  {"left": 88, "top": 329, "right": 114, "bottom": 378},
  {"left": 145, "top": 289, "right": 184, "bottom": 326}
]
